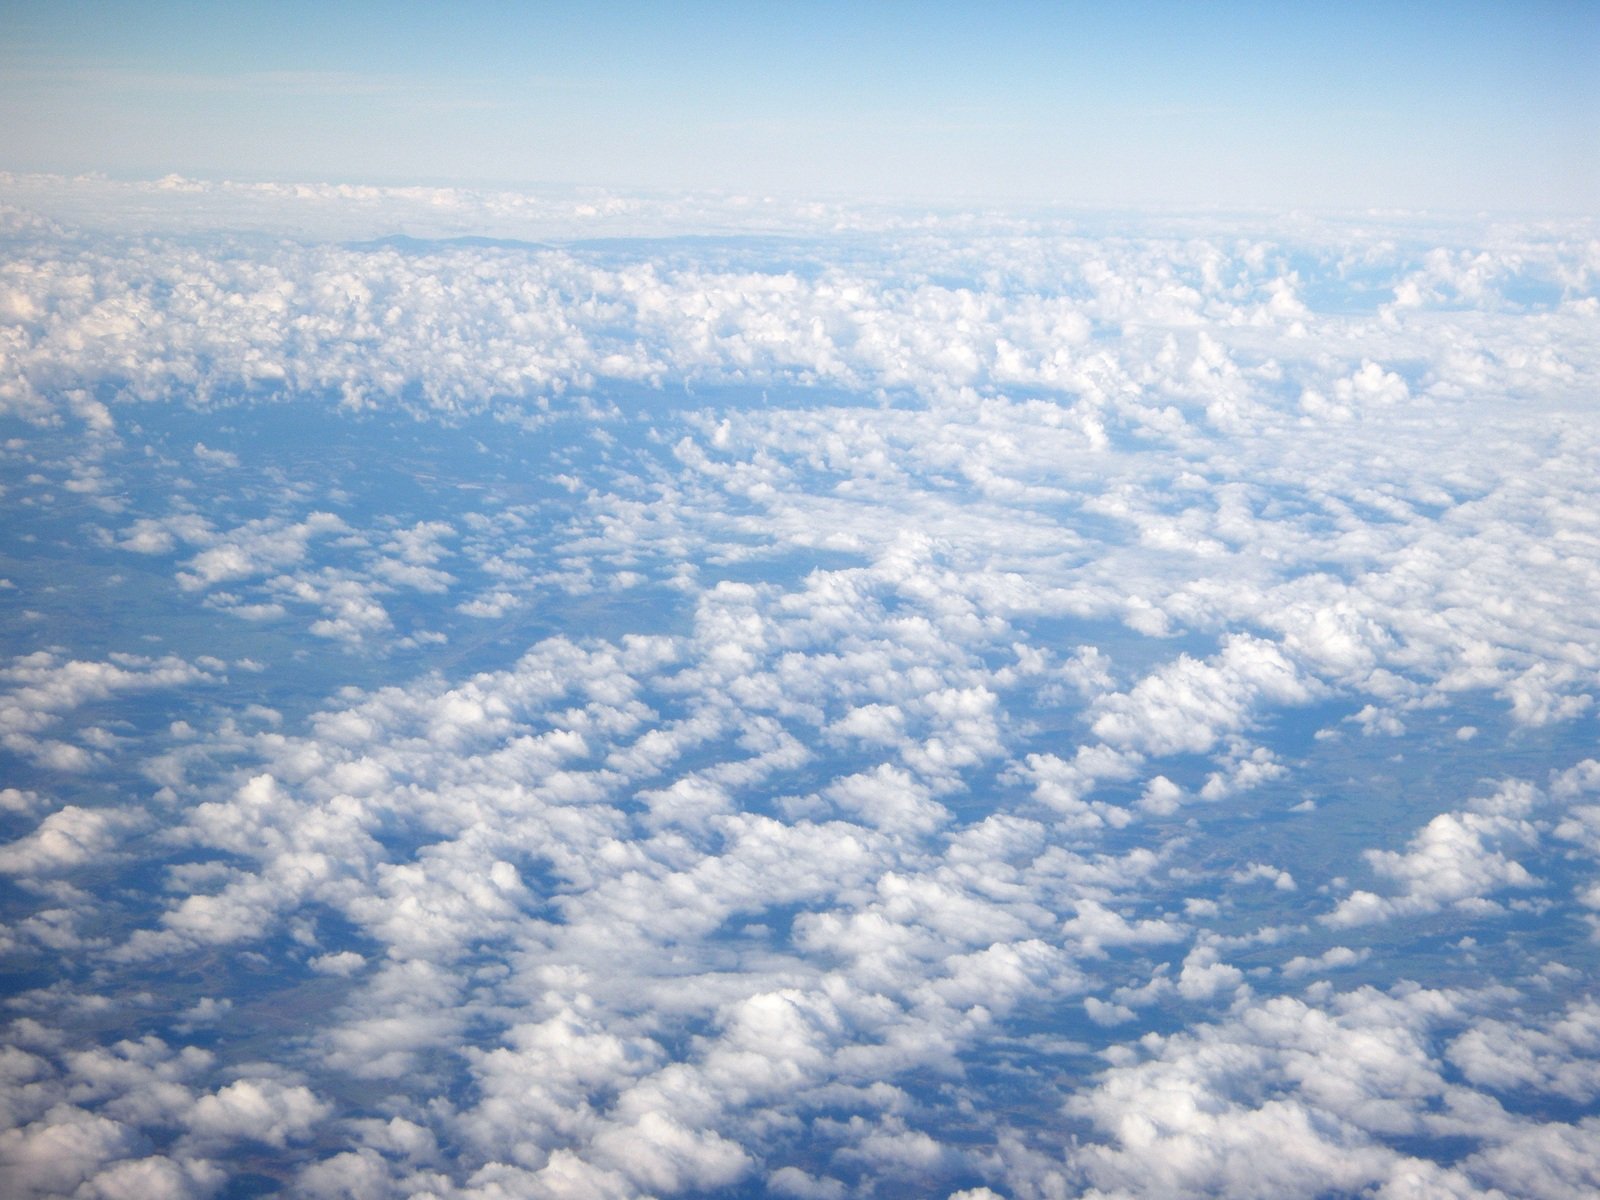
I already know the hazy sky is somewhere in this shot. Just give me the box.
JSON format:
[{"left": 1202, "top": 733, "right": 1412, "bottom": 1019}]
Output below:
[{"left": 2, "top": 0, "right": 1596, "bottom": 211}]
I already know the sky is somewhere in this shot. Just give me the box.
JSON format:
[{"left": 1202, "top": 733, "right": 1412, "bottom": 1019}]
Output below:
[
  {"left": 2, "top": 6, "right": 1600, "bottom": 1199},
  {"left": 1, "top": 0, "right": 1596, "bottom": 211}
]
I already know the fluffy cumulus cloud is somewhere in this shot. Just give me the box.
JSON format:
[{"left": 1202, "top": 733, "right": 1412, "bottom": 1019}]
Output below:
[
  {"left": 1036, "top": 986, "right": 1600, "bottom": 1200},
  {"left": 1324, "top": 807, "right": 1539, "bottom": 928},
  {"left": 1, "top": 176, "right": 1597, "bottom": 1196}
]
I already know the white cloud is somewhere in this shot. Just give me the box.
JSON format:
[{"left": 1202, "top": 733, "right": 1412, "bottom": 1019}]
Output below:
[
  {"left": 0, "top": 805, "right": 134, "bottom": 875},
  {"left": 184, "top": 1078, "right": 331, "bottom": 1149},
  {"left": 1326, "top": 805, "right": 1539, "bottom": 928},
  {"left": 1090, "top": 636, "right": 1316, "bottom": 758},
  {"left": 1447, "top": 998, "right": 1600, "bottom": 1103},
  {"left": 588, "top": 1110, "right": 751, "bottom": 1194},
  {"left": 0, "top": 650, "right": 217, "bottom": 768},
  {"left": 0, "top": 1106, "right": 141, "bottom": 1199},
  {"left": 176, "top": 512, "right": 346, "bottom": 591},
  {"left": 76, "top": 1156, "right": 226, "bottom": 1200},
  {"left": 1282, "top": 946, "right": 1369, "bottom": 978},
  {"left": 2, "top": 186, "right": 1597, "bottom": 1199},
  {"left": 1053, "top": 984, "right": 1578, "bottom": 1200},
  {"left": 191, "top": 442, "right": 239, "bottom": 469}
]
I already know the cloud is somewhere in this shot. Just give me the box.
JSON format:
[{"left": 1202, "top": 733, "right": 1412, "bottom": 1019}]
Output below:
[
  {"left": 589, "top": 1110, "right": 752, "bottom": 1194},
  {"left": 1325, "top": 803, "right": 1539, "bottom": 928},
  {"left": 0, "top": 805, "right": 135, "bottom": 875},
  {"left": 184, "top": 1078, "right": 330, "bottom": 1149},
  {"left": 0, "top": 650, "right": 217, "bottom": 768},
  {"left": 190, "top": 442, "right": 238, "bottom": 469},
  {"left": 1053, "top": 984, "right": 1592, "bottom": 1200},
  {"left": 0, "top": 1106, "right": 142, "bottom": 1200},
  {"left": 1089, "top": 636, "right": 1317, "bottom": 758},
  {"left": 1447, "top": 998, "right": 1600, "bottom": 1104},
  {"left": 175, "top": 512, "right": 347, "bottom": 589},
  {"left": 1282, "top": 946, "right": 1369, "bottom": 978},
  {"left": 75, "top": 1156, "right": 226, "bottom": 1200},
  {"left": 2, "top": 183, "right": 1597, "bottom": 1198}
]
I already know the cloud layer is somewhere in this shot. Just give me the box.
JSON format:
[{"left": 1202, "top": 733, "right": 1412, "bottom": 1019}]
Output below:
[{"left": 1, "top": 178, "right": 1597, "bottom": 1197}]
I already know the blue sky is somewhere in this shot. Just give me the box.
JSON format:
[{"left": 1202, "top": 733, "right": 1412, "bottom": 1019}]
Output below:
[
  {"left": 1, "top": 2, "right": 1596, "bottom": 210},
  {"left": 3, "top": 18, "right": 1600, "bottom": 1191}
]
